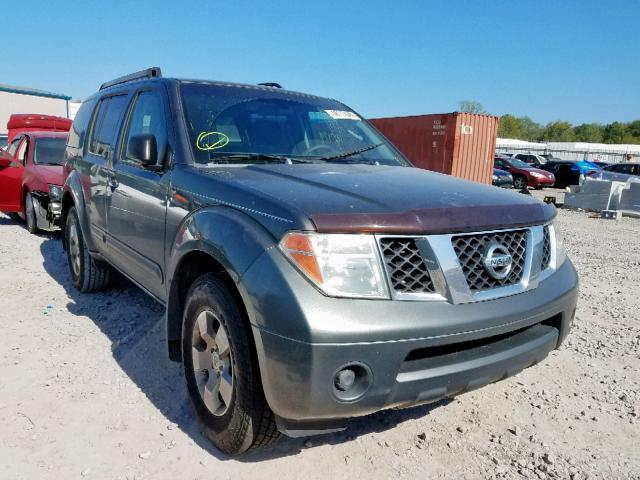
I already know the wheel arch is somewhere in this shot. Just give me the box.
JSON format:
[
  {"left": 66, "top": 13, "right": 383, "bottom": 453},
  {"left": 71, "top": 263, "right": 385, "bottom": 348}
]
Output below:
[
  {"left": 60, "top": 170, "right": 93, "bottom": 251},
  {"left": 165, "top": 207, "right": 278, "bottom": 362}
]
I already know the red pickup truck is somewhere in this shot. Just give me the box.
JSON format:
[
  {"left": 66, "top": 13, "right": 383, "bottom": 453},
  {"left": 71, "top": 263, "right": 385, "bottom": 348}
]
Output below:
[{"left": 0, "top": 116, "right": 70, "bottom": 233}]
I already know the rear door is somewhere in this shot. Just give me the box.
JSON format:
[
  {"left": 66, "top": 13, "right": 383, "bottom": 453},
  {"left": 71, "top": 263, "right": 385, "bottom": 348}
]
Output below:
[
  {"left": 83, "top": 94, "right": 130, "bottom": 247},
  {"left": 0, "top": 136, "right": 26, "bottom": 211},
  {"left": 106, "top": 87, "right": 170, "bottom": 299}
]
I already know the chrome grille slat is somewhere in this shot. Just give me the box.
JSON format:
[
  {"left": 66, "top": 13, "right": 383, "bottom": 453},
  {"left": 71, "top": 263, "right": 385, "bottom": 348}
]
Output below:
[
  {"left": 451, "top": 230, "right": 528, "bottom": 291},
  {"left": 379, "top": 238, "right": 436, "bottom": 294}
]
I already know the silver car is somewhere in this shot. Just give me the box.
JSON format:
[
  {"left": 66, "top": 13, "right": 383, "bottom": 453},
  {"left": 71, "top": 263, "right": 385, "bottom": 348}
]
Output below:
[{"left": 597, "top": 162, "right": 640, "bottom": 182}]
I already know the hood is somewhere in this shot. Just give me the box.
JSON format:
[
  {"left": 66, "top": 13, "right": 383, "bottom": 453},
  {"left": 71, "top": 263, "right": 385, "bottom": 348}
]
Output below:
[
  {"left": 30, "top": 164, "right": 64, "bottom": 185},
  {"left": 191, "top": 164, "right": 555, "bottom": 236},
  {"left": 493, "top": 168, "right": 512, "bottom": 177}
]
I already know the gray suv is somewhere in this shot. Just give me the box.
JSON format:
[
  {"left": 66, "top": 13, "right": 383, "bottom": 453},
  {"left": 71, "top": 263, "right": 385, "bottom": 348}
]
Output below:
[{"left": 61, "top": 68, "right": 578, "bottom": 454}]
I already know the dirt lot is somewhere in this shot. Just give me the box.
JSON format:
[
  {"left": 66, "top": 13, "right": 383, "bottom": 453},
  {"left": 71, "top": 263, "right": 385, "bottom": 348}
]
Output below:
[{"left": 1, "top": 198, "right": 638, "bottom": 479}]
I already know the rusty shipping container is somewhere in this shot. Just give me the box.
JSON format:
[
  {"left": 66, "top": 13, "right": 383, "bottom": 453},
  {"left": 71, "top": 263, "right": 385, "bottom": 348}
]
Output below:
[{"left": 370, "top": 112, "right": 499, "bottom": 184}]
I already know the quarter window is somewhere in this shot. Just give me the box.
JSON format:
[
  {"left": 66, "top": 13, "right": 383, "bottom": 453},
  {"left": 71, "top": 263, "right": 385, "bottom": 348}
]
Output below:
[
  {"left": 122, "top": 91, "right": 167, "bottom": 165},
  {"left": 7, "top": 137, "right": 21, "bottom": 157},
  {"left": 89, "top": 95, "right": 129, "bottom": 157},
  {"left": 16, "top": 138, "right": 29, "bottom": 165}
]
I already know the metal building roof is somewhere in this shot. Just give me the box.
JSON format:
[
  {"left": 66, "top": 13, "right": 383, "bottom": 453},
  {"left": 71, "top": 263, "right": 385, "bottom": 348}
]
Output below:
[{"left": 0, "top": 83, "right": 71, "bottom": 101}]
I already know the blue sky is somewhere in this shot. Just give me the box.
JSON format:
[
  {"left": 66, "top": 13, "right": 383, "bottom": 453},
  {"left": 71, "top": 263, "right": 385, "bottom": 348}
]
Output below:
[{"left": 4, "top": 0, "right": 639, "bottom": 124}]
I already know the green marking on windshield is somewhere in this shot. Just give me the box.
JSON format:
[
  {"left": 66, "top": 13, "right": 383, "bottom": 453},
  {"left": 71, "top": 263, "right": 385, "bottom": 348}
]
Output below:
[{"left": 196, "top": 131, "right": 229, "bottom": 151}]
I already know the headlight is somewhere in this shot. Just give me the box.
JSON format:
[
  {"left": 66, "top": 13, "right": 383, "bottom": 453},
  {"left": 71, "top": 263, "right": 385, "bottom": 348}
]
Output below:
[
  {"left": 550, "top": 222, "right": 567, "bottom": 268},
  {"left": 48, "top": 184, "right": 62, "bottom": 200},
  {"left": 530, "top": 172, "right": 545, "bottom": 178},
  {"left": 279, "top": 232, "right": 389, "bottom": 298},
  {"left": 492, "top": 175, "right": 498, "bottom": 181}
]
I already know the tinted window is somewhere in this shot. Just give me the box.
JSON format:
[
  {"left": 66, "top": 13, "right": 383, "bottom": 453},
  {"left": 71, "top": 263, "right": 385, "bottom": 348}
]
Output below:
[
  {"left": 122, "top": 91, "right": 167, "bottom": 165},
  {"left": 68, "top": 99, "right": 97, "bottom": 149},
  {"left": 33, "top": 137, "right": 67, "bottom": 166},
  {"left": 89, "top": 95, "right": 129, "bottom": 157}
]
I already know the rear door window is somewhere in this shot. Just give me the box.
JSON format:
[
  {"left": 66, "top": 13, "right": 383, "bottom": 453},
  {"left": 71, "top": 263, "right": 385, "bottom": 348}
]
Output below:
[{"left": 88, "top": 95, "right": 129, "bottom": 157}]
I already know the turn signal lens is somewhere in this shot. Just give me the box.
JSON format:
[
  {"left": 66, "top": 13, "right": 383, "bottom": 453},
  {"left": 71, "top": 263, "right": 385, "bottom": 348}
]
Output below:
[
  {"left": 281, "top": 234, "right": 323, "bottom": 283},
  {"left": 279, "top": 232, "right": 390, "bottom": 299}
]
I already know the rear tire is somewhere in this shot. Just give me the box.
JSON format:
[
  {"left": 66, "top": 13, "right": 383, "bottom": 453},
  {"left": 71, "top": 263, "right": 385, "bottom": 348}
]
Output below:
[
  {"left": 64, "top": 206, "right": 111, "bottom": 292},
  {"left": 24, "top": 192, "right": 38, "bottom": 234},
  {"left": 182, "top": 273, "right": 279, "bottom": 454}
]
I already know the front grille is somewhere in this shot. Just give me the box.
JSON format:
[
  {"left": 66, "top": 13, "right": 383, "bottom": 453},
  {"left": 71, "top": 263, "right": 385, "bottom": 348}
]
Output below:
[
  {"left": 541, "top": 226, "right": 552, "bottom": 270},
  {"left": 379, "top": 238, "right": 435, "bottom": 294},
  {"left": 452, "top": 229, "right": 528, "bottom": 291}
]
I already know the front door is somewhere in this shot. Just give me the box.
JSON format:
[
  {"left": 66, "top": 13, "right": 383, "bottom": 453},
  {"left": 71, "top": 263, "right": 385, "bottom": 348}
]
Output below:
[
  {"left": 0, "top": 137, "right": 26, "bottom": 212},
  {"left": 106, "top": 88, "right": 170, "bottom": 299}
]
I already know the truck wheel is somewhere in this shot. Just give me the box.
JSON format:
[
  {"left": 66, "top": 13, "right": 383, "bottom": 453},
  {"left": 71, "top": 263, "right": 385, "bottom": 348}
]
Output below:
[
  {"left": 182, "top": 273, "right": 279, "bottom": 454},
  {"left": 24, "top": 192, "right": 38, "bottom": 234},
  {"left": 513, "top": 176, "right": 527, "bottom": 189},
  {"left": 65, "top": 206, "right": 111, "bottom": 292}
]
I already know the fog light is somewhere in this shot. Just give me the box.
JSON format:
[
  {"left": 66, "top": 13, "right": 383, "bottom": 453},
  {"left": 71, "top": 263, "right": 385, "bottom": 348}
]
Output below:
[
  {"left": 334, "top": 369, "right": 356, "bottom": 391},
  {"left": 332, "top": 363, "right": 372, "bottom": 402}
]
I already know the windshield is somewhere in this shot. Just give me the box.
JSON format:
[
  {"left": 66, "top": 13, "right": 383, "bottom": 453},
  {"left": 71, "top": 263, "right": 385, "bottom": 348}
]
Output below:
[
  {"left": 508, "top": 158, "right": 531, "bottom": 169},
  {"left": 33, "top": 137, "right": 66, "bottom": 166},
  {"left": 180, "top": 83, "right": 408, "bottom": 166}
]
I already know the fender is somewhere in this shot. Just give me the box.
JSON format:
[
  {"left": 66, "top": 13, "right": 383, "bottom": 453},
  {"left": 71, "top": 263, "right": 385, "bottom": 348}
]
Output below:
[
  {"left": 61, "top": 169, "right": 96, "bottom": 251},
  {"left": 165, "top": 205, "right": 280, "bottom": 360}
]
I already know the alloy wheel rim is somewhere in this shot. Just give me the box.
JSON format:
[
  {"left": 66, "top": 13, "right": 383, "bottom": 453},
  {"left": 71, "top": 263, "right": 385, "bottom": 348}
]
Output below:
[
  {"left": 68, "top": 222, "right": 81, "bottom": 277},
  {"left": 515, "top": 178, "right": 525, "bottom": 189},
  {"left": 191, "top": 309, "right": 234, "bottom": 416}
]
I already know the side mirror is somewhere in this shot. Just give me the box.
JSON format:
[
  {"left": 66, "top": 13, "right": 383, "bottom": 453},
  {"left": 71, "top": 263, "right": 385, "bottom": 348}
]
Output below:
[
  {"left": 128, "top": 134, "right": 158, "bottom": 166},
  {"left": 0, "top": 156, "right": 12, "bottom": 168}
]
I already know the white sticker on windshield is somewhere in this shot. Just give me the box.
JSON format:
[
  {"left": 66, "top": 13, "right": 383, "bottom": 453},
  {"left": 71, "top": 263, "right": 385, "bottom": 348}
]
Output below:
[{"left": 324, "top": 110, "right": 360, "bottom": 120}]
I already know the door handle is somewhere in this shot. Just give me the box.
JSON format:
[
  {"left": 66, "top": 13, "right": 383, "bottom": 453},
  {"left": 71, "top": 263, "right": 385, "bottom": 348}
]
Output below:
[{"left": 107, "top": 176, "right": 119, "bottom": 190}]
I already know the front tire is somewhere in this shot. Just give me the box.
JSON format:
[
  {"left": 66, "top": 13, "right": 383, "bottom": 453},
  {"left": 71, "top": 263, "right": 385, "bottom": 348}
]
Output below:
[
  {"left": 182, "top": 273, "right": 279, "bottom": 454},
  {"left": 513, "top": 176, "right": 527, "bottom": 190},
  {"left": 64, "top": 206, "right": 111, "bottom": 292},
  {"left": 24, "top": 192, "right": 38, "bottom": 234}
]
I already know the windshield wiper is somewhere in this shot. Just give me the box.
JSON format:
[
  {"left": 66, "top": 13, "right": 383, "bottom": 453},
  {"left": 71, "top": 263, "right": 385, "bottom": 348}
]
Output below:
[
  {"left": 208, "top": 153, "right": 316, "bottom": 164},
  {"left": 317, "top": 143, "right": 384, "bottom": 162}
]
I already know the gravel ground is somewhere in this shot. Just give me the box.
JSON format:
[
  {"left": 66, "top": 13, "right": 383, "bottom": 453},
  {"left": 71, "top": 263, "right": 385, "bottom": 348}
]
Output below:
[{"left": 0, "top": 205, "right": 638, "bottom": 480}]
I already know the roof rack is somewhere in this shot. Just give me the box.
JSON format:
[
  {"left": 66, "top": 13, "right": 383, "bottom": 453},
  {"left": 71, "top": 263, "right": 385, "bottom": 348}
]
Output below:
[
  {"left": 100, "top": 67, "right": 162, "bottom": 90},
  {"left": 257, "top": 82, "right": 282, "bottom": 89}
]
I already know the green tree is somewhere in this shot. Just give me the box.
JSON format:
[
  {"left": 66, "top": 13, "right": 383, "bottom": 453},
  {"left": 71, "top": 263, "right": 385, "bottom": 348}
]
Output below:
[
  {"left": 627, "top": 120, "right": 640, "bottom": 140},
  {"left": 541, "top": 121, "right": 575, "bottom": 142},
  {"left": 603, "top": 122, "right": 632, "bottom": 143},
  {"left": 459, "top": 100, "right": 486, "bottom": 114},
  {"left": 518, "top": 116, "right": 543, "bottom": 141},
  {"left": 573, "top": 123, "right": 605, "bottom": 143},
  {"left": 497, "top": 114, "right": 524, "bottom": 139}
]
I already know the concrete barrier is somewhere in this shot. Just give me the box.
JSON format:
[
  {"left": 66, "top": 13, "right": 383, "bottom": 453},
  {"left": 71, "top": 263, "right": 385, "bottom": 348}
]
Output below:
[
  {"left": 564, "top": 178, "right": 624, "bottom": 211},
  {"left": 619, "top": 179, "right": 640, "bottom": 213},
  {"left": 564, "top": 177, "right": 640, "bottom": 216}
]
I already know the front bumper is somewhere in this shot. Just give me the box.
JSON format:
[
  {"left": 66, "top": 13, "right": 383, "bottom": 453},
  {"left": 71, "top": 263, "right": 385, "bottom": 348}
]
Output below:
[
  {"left": 492, "top": 177, "right": 513, "bottom": 188},
  {"left": 530, "top": 176, "right": 555, "bottom": 187},
  {"left": 241, "top": 248, "right": 578, "bottom": 436}
]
